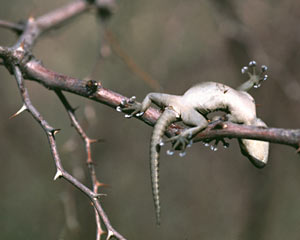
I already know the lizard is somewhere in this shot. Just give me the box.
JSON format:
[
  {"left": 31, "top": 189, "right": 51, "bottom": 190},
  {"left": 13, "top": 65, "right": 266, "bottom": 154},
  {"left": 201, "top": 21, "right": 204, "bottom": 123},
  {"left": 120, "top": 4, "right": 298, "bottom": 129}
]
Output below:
[{"left": 118, "top": 60, "right": 269, "bottom": 225}]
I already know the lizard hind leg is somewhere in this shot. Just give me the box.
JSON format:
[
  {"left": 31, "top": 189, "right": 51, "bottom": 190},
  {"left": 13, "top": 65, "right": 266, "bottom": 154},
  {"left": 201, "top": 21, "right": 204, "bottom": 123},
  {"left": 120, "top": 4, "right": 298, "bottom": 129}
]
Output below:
[
  {"left": 168, "top": 109, "right": 208, "bottom": 152},
  {"left": 238, "top": 60, "right": 268, "bottom": 92}
]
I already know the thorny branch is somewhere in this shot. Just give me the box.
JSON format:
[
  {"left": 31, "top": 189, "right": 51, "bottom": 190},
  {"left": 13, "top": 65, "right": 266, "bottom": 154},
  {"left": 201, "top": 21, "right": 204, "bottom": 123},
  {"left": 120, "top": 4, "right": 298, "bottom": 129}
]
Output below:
[
  {"left": 1, "top": 0, "right": 125, "bottom": 239},
  {"left": 55, "top": 90, "right": 106, "bottom": 239},
  {"left": 10, "top": 54, "right": 300, "bottom": 151},
  {"left": 1, "top": 0, "right": 300, "bottom": 239},
  {"left": 0, "top": 20, "right": 23, "bottom": 33},
  {"left": 12, "top": 65, "right": 125, "bottom": 240}
]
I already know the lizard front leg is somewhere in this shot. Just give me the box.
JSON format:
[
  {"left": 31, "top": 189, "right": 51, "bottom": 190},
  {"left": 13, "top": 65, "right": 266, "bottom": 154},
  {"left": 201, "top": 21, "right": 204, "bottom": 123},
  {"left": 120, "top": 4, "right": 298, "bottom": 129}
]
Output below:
[{"left": 119, "top": 93, "right": 178, "bottom": 118}]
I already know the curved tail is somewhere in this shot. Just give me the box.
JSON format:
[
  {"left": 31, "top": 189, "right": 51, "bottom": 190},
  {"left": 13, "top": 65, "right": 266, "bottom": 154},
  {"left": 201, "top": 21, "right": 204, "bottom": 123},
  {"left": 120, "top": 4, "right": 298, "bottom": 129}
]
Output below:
[{"left": 150, "top": 108, "right": 178, "bottom": 225}]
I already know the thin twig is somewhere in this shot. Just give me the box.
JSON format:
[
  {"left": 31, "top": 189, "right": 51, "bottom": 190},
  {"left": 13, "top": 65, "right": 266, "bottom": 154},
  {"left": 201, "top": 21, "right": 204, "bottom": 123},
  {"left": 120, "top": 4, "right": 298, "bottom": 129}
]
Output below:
[
  {"left": 1, "top": 1, "right": 300, "bottom": 239},
  {"left": 36, "top": 0, "right": 88, "bottom": 31},
  {"left": 104, "top": 27, "right": 162, "bottom": 91},
  {"left": 0, "top": 0, "right": 127, "bottom": 237},
  {"left": 55, "top": 90, "right": 107, "bottom": 239},
  {"left": 12, "top": 1, "right": 89, "bottom": 50},
  {"left": 13, "top": 66, "right": 126, "bottom": 240},
  {"left": 0, "top": 20, "right": 23, "bottom": 33}
]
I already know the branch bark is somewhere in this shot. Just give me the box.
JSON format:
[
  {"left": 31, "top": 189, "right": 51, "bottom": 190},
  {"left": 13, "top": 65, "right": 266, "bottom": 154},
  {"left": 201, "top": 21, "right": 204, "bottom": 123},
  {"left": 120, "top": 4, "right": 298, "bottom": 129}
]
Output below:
[
  {"left": 2, "top": 48, "right": 300, "bottom": 152},
  {"left": 0, "top": 1, "right": 126, "bottom": 239},
  {"left": 1, "top": 1, "right": 300, "bottom": 240},
  {"left": 23, "top": 59, "right": 300, "bottom": 151}
]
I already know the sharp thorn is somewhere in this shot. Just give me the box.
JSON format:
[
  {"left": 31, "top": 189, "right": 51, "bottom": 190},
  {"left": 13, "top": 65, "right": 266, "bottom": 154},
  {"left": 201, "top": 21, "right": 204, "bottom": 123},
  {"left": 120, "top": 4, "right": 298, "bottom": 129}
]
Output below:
[
  {"left": 54, "top": 169, "right": 63, "bottom": 180},
  {"left": 9, "top": 104, "right": 27, "bottom": 119},
  {"left": 48, "top": 128, "right": 61, "bottom": 138},
  {"left": 93, "top": 193, "right": 107, "bottom": 199},
  {"left": 97, "top": 181, "right": 110, "bottom": 188},
  {"left": 89, "top": 138, "right": 104, "bottom": 144},
  {"left": 106, "top": 230, "right": 114, "bottom": 240},
  {"left": 52, "top": 128, "right": 61, "bottom": 136}
]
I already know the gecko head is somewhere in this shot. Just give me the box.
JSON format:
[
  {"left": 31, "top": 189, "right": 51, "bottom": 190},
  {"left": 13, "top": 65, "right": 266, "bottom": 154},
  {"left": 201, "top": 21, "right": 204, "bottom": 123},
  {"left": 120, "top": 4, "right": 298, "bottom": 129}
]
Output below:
[{"left": 238, "top": 118, "right": 269, "bottom": 168}]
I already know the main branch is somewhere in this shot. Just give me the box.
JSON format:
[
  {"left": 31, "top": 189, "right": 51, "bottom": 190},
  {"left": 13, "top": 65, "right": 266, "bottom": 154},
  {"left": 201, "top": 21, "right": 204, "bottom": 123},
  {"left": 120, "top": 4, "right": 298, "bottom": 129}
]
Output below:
[
  {"left": 22, "top": 59, "right": 300, "bottom": 151},
  {"left": 0, "top": 1, "right": 299, "bottom": 240},
  {"left": 2, "top": 51, "right": 299, "bottom": 152}
]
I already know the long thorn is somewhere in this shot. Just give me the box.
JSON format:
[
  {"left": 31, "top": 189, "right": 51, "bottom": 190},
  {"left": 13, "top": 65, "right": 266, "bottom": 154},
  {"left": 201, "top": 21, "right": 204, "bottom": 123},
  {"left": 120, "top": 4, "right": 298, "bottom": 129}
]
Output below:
[{"left": 9, "top": 104, "right": 27, "bottom": 119}]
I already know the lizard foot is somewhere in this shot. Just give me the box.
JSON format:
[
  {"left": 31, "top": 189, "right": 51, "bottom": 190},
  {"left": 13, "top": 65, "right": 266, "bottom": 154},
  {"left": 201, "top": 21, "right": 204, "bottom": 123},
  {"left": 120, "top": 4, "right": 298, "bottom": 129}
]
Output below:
[
  {"left": 117, "top": 96, "right": 145, "bottom": 118},
  {"left": 241, "top": 60, "right": 268, "bottom": 88},
  {"left": 203, "top": 138, "right": 230, "bottom": 151},
  {"left": 164, "top": 131, "right": 194, "bottom": 157}
]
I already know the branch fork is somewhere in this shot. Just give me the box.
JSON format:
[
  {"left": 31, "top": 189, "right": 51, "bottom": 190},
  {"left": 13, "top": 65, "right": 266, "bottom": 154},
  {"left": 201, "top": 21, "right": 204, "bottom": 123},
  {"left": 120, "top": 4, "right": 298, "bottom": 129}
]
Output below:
[{"left": 1, "top": 1, "right": 300, "bottom": 239}]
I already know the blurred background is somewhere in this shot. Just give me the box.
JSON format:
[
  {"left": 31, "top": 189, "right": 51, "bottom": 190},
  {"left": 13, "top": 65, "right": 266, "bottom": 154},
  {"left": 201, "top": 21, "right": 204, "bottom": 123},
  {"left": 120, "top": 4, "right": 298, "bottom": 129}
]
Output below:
[{"left": 0, "top": 0, "right": 300, "bottom": 239}]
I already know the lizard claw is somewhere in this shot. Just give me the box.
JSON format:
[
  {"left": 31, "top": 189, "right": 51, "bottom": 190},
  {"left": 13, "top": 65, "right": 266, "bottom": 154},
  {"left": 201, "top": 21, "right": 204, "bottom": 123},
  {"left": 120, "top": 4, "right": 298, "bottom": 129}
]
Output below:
[
  {"left": 165, "top": 133, "right": 193, "bottom": 157},
  {"left": 165, "top": 131, "right": 193, "bottom": 152},
  {"left": 241, "top": 60, "right": 268, "bottom": 88},
  {"left": 203, "top": 138, "right": 230, "bottom": 150},
  {"left": 117, "top": 96, "right": 144, "bottom": 118}
]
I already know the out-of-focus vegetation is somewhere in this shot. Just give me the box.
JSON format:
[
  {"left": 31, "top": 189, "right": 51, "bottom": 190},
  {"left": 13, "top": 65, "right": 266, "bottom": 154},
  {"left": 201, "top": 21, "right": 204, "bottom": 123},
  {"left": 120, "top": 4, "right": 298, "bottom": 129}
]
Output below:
[{"left": 0, "top": 0, "right": 300, "bottom": 239}]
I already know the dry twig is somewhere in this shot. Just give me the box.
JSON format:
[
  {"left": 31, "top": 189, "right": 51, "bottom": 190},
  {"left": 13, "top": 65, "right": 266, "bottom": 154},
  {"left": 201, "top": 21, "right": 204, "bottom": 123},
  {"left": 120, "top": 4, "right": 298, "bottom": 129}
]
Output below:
[
  {"left": 55, "top": 90, "right": 107, "bottom": 239},
  {"left": 1, "top": 0, "right": 300, "bottom": 239}
]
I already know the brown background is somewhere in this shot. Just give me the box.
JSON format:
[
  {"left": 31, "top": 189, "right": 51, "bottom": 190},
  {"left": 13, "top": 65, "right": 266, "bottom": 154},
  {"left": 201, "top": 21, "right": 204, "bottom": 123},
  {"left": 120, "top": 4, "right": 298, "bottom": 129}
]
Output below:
[{"left": 0, "top": 0, "right": 300, "bottom": 239}]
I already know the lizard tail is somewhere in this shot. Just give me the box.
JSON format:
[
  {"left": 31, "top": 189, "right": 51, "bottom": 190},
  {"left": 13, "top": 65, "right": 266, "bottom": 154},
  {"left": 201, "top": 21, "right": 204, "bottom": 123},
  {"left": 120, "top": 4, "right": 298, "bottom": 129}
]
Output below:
[{"left": 150, "top": 108, "right": 178, "bottom": 225}]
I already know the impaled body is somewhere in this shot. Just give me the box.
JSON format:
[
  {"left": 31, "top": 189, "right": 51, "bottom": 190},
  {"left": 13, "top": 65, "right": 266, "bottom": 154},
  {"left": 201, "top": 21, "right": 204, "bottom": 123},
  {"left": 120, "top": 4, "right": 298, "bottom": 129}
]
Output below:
[{"left": 121, "top": 61, "right": 269, "bottom": 224}]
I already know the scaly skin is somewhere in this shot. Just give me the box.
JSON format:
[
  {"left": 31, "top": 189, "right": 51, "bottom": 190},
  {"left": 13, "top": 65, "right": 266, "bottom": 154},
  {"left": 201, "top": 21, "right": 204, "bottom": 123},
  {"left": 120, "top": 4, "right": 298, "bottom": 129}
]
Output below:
[
  {"left": 120, "top": 61, "right": 269, "bottom": 225},
  {"left": 150, "top": 108, "right": 178, "bottom": 225}
]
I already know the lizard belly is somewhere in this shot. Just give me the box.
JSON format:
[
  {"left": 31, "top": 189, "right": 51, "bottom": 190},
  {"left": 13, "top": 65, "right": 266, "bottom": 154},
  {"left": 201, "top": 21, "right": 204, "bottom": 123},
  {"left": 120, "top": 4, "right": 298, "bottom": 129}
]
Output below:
[
  {"left": 182, "top": 82, "right": 233, "bottom": 114},
  {"left": 182, "top": 82, "right": 256, "bottom": 123}
]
